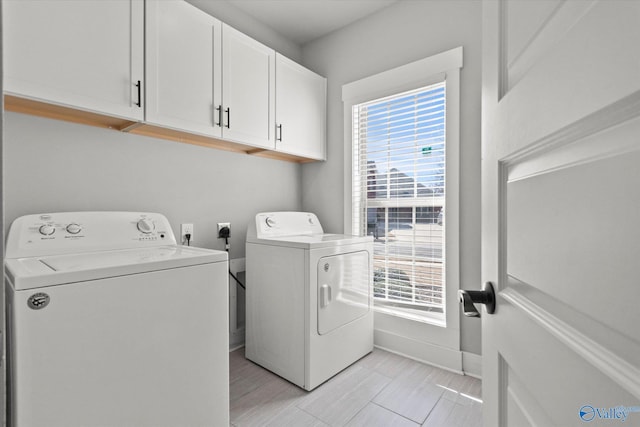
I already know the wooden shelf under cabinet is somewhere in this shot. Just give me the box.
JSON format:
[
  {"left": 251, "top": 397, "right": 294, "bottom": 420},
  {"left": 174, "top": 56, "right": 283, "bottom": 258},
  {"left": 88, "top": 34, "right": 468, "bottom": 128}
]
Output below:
[{"left": 4, "top": 95, "right": 318, "bottom": 164}]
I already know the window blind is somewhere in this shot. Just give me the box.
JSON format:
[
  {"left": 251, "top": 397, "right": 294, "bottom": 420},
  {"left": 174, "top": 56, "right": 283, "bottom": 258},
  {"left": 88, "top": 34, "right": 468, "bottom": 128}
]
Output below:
[{"left": 352, "top": 81, "right": 446, "bottom": 315}]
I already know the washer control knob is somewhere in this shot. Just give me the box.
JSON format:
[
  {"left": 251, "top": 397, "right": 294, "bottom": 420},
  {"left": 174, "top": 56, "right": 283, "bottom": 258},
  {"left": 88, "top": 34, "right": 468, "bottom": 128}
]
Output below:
[
  {"left": 66, "top": 223, "right": 82, "bottom": 234},
  {"left": 39, "top": 225, "right": 55, "bottom": 236},
  {"left": 137, "top": 218, "right": 155, "bottom": 234},
  {"left": 265, "top": 217, "right": 276, "bottom": 228}
]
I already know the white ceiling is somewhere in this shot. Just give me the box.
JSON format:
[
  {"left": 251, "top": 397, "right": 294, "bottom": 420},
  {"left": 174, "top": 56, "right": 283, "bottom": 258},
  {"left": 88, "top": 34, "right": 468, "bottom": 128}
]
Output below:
[{"left": 218, "top": 0, "right": 400, "bottom": 45}]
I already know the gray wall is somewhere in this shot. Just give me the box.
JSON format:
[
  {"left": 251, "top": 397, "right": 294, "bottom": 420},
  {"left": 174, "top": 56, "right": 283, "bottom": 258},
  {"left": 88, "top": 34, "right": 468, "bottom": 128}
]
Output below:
[
  {"left": 4, "top": 113, "right": 301, "bottom": 258},
  {"left": 300, "top": 0, "right": 483, "bottom": 354},
  {"left": 186, "top": 0, "right": 302, "bottom": 63}
]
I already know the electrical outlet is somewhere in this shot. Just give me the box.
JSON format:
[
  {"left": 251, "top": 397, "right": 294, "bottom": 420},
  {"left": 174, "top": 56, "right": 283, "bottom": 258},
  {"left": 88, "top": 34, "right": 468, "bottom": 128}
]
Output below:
[
  {"left": 181, "top": 223, "right": 194, "bottom": 245},
  {"left": 218, "top": 222, "right": 230, "bottom": 238}
]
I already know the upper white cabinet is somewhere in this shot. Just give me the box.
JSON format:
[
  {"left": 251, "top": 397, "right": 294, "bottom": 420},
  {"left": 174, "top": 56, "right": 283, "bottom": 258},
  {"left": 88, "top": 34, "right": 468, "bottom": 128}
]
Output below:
[
  {"left": 4, "top": 0, "right": 326, "bottom": 162},
  {"left": 4, "top": 0, "right": 144, "bottom": 121},
  {"left": 145, "top": 0, "right": 222, "bottom": 138},
  {"left": 222, "top": 24, "right": 276, "bottom": 150},
  {"left": 145, "top": 7, "right": 275, "bottom": 150},
  {"left": 275, "top": 54, "right": 327, "bottom": 160}
]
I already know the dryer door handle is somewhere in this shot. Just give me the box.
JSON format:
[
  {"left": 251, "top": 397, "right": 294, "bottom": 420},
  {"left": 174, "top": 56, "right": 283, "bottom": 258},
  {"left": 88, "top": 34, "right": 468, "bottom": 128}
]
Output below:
[{"left": 320, "top": 284, "right": 332, "bottom": 308}]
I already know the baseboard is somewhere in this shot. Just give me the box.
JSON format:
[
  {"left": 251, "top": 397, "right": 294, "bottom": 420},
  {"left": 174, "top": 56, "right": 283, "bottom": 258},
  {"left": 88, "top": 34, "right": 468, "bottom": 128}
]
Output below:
[
  {"left": 230, "top": 326, "right": 245, "bottom": 349},
  {"left": 374, "top": 328, "right": 463, "bottom": 374},
  {"left": 374, "top": 329, "right": 483, "bottom": 379},
  {"left": 229, "top": 344, "right": 245, "bottom": 353},
  {"left": 462, "top": 351, "right": 482, "bottom": 379}
]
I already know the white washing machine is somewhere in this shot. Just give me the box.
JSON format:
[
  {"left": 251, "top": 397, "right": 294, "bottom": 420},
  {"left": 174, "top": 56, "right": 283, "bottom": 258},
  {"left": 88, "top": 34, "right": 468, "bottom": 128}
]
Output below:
[
  {"left": 4, "top": 212, "right": 229, "bottom": 427},
  {"left": 245, "top": 211, "right": 373, "bottom": 391}
]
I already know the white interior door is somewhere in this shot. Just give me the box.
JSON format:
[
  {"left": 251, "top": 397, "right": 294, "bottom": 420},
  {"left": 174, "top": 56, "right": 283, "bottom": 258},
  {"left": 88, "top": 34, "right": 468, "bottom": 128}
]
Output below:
[{"left": 482, "top": 1, "right": 640, "bottom": 425}]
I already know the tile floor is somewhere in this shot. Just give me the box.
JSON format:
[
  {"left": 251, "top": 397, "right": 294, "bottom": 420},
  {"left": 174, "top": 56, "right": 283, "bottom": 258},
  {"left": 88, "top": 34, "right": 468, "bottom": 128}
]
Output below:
[{"left": 230, "top": 347, "right": 482, "bottom": 427}]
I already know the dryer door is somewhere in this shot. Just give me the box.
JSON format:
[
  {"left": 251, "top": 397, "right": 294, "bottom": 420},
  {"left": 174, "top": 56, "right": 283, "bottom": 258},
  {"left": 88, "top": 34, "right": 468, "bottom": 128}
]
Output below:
[{"left": 317, "top": 250, "right": 370, "bottom": 335}]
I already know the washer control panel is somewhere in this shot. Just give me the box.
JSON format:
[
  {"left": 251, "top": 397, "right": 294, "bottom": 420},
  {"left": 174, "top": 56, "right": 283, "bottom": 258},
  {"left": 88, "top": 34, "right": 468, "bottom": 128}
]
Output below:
[
  {"left": 6, "top": 212, "right": 177, "bottom": 258},
  {"left": 255, "top": 212, "right": 324, "bottom": 238}
]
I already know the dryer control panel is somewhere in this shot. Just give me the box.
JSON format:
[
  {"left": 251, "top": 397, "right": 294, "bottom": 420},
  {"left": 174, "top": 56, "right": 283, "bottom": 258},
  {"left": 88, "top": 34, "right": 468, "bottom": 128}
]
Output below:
[
  {"left": 254, "top": 212, "right": 324, "bottom": 238},
  {"left": 6, "top": 212, "right": 177, "bottom": 258}
]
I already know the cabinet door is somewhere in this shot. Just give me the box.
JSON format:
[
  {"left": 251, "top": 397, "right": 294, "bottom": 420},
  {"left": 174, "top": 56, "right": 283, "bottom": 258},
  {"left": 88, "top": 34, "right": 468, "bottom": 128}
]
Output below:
[
  {"left": 145, "top": 0, "right": 222, "bottom": 137},
  {"left": 275, "top": 54, "right": 327, "bottom": 160},
  {"left": 4, "top": 0, "right": 144, "bottom": 121},
  {"left": 222, "top": 24, "right": 275, "bottom": 149}
]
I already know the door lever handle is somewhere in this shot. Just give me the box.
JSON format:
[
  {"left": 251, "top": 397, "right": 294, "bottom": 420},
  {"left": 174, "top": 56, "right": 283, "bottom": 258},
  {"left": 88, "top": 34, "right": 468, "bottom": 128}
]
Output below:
[{"left": 458, "top": 282, "right": 496, "bottom": 317}]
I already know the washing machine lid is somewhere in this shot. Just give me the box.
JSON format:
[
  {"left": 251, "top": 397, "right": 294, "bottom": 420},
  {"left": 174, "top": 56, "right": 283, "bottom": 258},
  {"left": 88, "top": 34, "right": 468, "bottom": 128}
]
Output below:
[
  {"left": 5, "top": 245, "right": 227, "bottom": 291},
  {"left": 247, "top": 233, "right": 372, "bottom": 249}
]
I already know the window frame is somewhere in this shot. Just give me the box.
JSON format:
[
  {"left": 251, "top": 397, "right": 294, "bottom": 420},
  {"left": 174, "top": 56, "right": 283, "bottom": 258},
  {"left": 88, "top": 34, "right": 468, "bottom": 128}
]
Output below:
[
  {"left": 352, "top": 82, "right": 448, "bottom": 319},
  {"left": 342, "top": 47, "right": 462, "bottom": 347}
]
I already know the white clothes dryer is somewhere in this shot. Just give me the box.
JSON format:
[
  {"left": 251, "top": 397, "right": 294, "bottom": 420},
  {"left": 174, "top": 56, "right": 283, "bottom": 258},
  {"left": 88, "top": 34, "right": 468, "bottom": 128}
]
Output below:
[
  {"left": 4, "top": 212, "right": 229, "bottom": 427},
  {"left": 245, "top": 211, "right": 373, "bottom": 391}
]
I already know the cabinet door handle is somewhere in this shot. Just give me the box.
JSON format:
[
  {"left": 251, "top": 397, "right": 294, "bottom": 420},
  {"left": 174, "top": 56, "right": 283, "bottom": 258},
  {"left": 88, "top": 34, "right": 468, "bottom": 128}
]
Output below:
[
  {"left": 225, "top": 108, "right": 231, "bottom": 128},
  {"left": 277, "top": 124, "right": 283, "bottom": 141},
  {"left": 135, "top": 80, "right": 142, "bottom": 108},
  {"left": 215, "top": 105, "right": 222, "bottom": 127}
]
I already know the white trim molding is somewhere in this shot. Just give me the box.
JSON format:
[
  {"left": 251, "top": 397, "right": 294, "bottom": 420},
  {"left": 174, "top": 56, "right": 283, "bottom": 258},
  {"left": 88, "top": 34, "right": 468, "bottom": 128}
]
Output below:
[
  {"left": 342, "top": 46, "right": 464, "bottom": 356},
  {"left": 462, "top": 351, "right": 482, "bottom": 379},
  {"left": 374, "top": 332, "right": 463, "bottom": 375},
  {"left": 373, "top": 332, "right": 483, "bottom": 380}
]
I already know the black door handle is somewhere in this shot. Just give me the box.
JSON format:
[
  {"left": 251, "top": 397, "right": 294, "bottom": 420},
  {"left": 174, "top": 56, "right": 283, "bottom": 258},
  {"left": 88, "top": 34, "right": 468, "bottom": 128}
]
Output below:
[{"left": 458, "top": 282, "right": 496, "bottom": 317}]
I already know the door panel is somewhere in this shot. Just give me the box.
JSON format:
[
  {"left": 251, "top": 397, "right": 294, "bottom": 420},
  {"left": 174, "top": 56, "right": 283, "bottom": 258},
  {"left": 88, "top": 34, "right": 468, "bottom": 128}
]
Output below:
[
  {"left": 500, "top": 0, "right": 640, "bottom": 152},
  {"left": 317, "top": 251, "right": 370, "bottom": 335},
  {"left": 506, "top": 0, "right": 589, "bottom": 91},
  {"left": 497, "top": 281, "right": 640, "bottom": 426},
  {"left": 482, "top": 0, "right": 640, "bottom": 425},
  {"left": 507, "top": 136, "right": 640, "bottom": 339},
  {"left": 503, "top": 356, "right": 549, "bottom": 427},
  {"left": 4, "top": 0, "right": 144, "bottom": 120},
  {"left": 145, "top": 0, "right": 222, "bottom": 137},
  {"left": 275, "top": 54, "right": 327, "bottom": 160},
  {"left": 505, "top": 0, "right": 561, "bottom": 70},
  {"left": 222, "top": 24, "right": 275, "bottom": 149}
]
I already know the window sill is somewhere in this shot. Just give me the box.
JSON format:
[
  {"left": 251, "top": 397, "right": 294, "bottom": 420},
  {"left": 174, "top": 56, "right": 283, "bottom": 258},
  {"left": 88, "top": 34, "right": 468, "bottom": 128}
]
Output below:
[{"left": 374, "top": 303, "right": 446, "bottom": 328}]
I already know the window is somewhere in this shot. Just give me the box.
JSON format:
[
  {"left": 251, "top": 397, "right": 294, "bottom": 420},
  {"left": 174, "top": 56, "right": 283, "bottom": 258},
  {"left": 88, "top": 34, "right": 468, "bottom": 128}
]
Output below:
[
  {"left": 353, "top": 82, "right": 446, "bottom": 322},
  {"left": 343, "top": 47, "right": 461, "bottom": 329}
]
